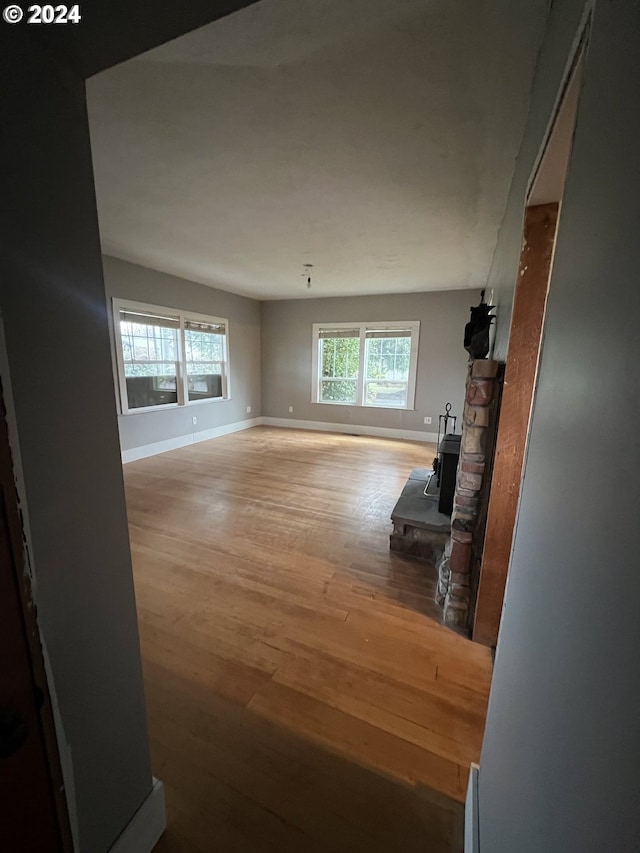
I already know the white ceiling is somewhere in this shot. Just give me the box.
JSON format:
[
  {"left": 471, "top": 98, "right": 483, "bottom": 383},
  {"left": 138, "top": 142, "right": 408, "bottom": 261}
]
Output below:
[{"left": 87, "top": 0, "right": 548, "bottom": 300}]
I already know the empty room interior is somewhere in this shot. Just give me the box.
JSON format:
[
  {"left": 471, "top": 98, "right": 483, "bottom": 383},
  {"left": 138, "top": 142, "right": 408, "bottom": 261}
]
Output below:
[{"left": 3, "top": 1, "right": 640, "bottom": 852}]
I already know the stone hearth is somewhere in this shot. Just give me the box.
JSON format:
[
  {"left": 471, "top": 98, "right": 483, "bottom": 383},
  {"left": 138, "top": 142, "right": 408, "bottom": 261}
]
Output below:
[{"left": 390, "top": 467, "right": 450, "bottom": 565}]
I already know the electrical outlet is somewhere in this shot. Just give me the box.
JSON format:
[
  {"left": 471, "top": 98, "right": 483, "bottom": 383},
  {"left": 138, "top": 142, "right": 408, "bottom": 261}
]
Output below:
[
  {"left": 246, "top": 405, "right": 251, "bottom": 414},
  {"left": 288, "top": 406, "right": 294, "bottom": 413},
  {"left": 192, "top": 416, "right": 197, "bottom": 425},
  {"left": 424, "top": 416, "right": 432, "bottom": 425}
]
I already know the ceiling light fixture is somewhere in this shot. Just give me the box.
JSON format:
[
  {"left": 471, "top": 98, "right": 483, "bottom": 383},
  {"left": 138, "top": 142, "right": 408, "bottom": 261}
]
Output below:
[{"left": 302, "top": 263, "right": 314, "bottom": 289}]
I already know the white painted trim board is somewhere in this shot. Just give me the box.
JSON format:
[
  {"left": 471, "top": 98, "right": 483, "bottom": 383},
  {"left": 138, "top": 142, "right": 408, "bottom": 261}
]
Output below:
[
  {"left": 465, "top": 763, "right": 480, "bottom": 853},
  {"left": 108, "top": 777, "right": 165, "bottom": 853},
  {"left": 262, "top": 416, "right": 439, "bottom": 444},
  {"left": 121, "top": 417, "right": 262, "bottom": 462},
  {"left": 121, "top": 415, "right": 439, "bottom": 463}
]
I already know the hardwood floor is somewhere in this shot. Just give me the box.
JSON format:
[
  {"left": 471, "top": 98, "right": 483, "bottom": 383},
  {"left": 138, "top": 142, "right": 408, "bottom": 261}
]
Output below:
[{"left": 124, "top": 426, "right": 493, "bottom": 852}]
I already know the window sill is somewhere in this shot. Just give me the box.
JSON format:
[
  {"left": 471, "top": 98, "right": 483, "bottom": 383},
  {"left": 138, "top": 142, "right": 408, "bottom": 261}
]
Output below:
[
  {"left": 186, "top": 396, "right": 230, "bottom": 407},
  {"left": 312, "top": 400, "right": 414, "bottom": 412}
]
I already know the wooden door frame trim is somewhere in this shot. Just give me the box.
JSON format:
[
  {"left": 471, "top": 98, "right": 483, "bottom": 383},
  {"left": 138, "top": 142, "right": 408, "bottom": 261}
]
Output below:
[
  {"left": 0, "top": 382, "right": 73, "bottom": 850},
  {"left": 472, "top": 203, "right": 559, "bottom": 647},
  {"left": 526, "top": 6, "right": 592, "bottom": 206}
]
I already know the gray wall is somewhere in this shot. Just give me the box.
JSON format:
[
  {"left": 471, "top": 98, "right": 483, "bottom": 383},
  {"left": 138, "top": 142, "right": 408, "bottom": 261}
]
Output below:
[
  {"left": 0, "top": 33, "right": 152, "bottom": 853},
  {"left": 103, "top": 256, "right": 261, "bottom": 452},
  {"left": 261, "top": 290, "right": 475, "bottom": 434},
  {"left": 487, "top": 0, "right": 589, "bottom": 360},
  {"left": 479, "top": 0, "right": 640, "bottom": 850}
]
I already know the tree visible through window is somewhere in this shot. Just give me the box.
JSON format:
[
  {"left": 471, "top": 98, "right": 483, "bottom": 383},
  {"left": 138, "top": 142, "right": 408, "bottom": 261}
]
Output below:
[
  {"left": 320, "top": 330, "right": 360, "bottom": 403},
  {"left": 313, "top": 322, "right": 419, "bottom": 409},
  {"left": 364, "top": 331, "right": 411, "bottom": 407},
  {"left": 184, "top": 320, "right": 227, "bottom": 402},
  {"left": 113, "top": 300, "right": 229, "bottom": 412},
  {"left": 119, "top": 310, "right": 180, "bottom": 408}
]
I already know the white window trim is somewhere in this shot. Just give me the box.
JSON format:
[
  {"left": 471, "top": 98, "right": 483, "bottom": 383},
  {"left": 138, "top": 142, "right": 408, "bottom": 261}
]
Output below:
[
  {"left": 112, "top": 298, "right": 231, "bottom": 415},
  {"left": 311, "top": 320, "right": 420, "bottom": 410}
]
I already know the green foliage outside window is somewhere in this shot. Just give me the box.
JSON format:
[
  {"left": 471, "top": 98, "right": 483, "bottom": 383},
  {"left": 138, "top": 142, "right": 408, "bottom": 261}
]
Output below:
[
  {"left": 318, "top": 329, "right": 413, "bottom": 407},
  {"left": 364, "top": 337, "right": 410, "bottom": 405},
  {"left": 321, "top": 337, "right": 359, "bottom": 378},
  {"left": 320, "top": 337, "right": 360, "bottom": 402}
]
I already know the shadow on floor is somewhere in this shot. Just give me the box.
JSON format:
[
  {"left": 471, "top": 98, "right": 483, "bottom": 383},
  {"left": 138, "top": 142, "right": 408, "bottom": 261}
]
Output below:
[
  {"left": 344, "top": 548, "right": 443, "bottom": 620},
  {"left": 148, "top": 662, "right": 464, "bottom": 853}
]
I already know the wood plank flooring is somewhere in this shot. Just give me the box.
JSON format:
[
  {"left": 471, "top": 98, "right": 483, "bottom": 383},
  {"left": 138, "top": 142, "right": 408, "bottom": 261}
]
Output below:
[{"left": 124, "top": 427, "right": 493, "bottom": 852}]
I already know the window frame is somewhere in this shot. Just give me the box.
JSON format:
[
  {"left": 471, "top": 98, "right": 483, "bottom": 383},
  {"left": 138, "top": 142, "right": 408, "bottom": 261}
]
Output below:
[
  {"left": 112, "top": 298, "right": 231, "bottom": 415},
  {"left": 311, "top": 320, "right": 420, "bottom": 410}
]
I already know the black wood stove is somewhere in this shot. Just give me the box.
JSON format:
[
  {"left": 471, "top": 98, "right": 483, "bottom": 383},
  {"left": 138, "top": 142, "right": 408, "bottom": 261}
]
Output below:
[
  {"left": 431, "top": 403, "right": 460, "bottom": 516},
  {"left": 435, "top": 434, "right": 461, "bottom": 515}
]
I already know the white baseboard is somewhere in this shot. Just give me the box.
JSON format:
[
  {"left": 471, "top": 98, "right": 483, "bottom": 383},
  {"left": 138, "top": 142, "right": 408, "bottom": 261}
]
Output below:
[
  {"left": 108, "top": 777, "right": 166, "bottom": 853},
  {"left": 465, "top": 763, "right": 480, "bottom": 853},
  {"left": 261, "top": 416, "right": 438, "bottom": 444},
  {"left": 121, "top": 417, "right": 262, "bottom": 463},
  {"left": 122, "top": 416, "right": 437, "bottom": 462}
]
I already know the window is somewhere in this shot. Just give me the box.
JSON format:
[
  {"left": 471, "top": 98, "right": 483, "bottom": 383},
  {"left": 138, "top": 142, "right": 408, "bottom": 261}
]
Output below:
[
  {"left": 184, "top": 319, "right": 227, "bottom": 403},
  {"left": 317, "top": 328, "right": 360, "bottom": 405},
  {"left": 312, "top": 321, "right": 419, "bottom": 409},
  {"left": 113, "top": 299, "right": 229, "bottom": 413}
]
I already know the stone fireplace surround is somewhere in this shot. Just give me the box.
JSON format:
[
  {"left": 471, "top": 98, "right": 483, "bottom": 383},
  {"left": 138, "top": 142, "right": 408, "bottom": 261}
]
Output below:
[
  {"left": 436, "top": 358, "right": 501, "bottom": 629},
  {"left": 389, "top": 357, "right": 502, "bottom": 633}
]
